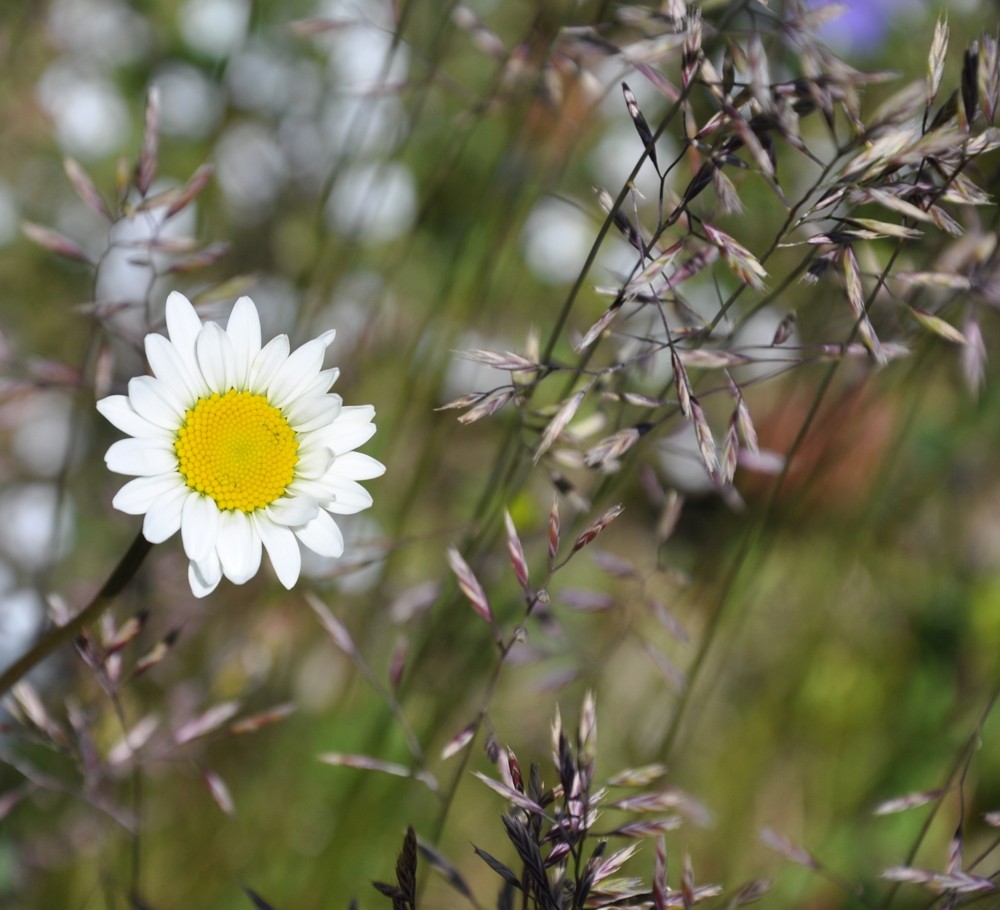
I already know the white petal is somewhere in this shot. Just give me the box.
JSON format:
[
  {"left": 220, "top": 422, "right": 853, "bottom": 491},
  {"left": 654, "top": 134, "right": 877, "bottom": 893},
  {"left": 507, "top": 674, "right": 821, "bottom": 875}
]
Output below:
[
  {"left": 287, "top": 477, "right": 337, "bottom": 504},
  {"left": 217, "top": 510, "right": 261, "bottom": 584},
  {"left": 145, "top": 333, "right": 204, "bottom": 404},
  {"left": 294, "top": 509, "right": 344, "bottom": 558},
  {"left": 327, "top": 419, "right": 376, "bottom": 456},
  {"left": 195, "top": 322, "right": 237, "bottom": 394},
  {"left": 253, "top": 513, "right": 301, "bottom": 589},
  {"left": 127, "top": 375, "right": 186, "bottom": 429},
  {"left": 112, "top": 473, "right": 186, "bottom": 515},
  {"left": 325, "top": 478, "right": 374, "bottom": 514},
  {"left": 265, "top": 496, "right": 319, "bottom": 527},
  {"left": 106, "top": 438, "right": 178, "bottom": 476},
  {"left": 266, "top": 334, "right": 335, "bottom": 409},
  {"left": 142, "top": 482, "right": 188, "bottom": 543},
  {"left": 331, "top": 452, "right": 386, "bottom": 480},
  {"left": 165, "top": 291, "right": 203, "bottom": 371},
  {"left": 181, "top": 493, "right": 220, "bottom": 561},
  {"left": 226, "top": 296, "right": 261, "bottom": 389},
  {"left": 338, "top": 404, "right": 375, "bottom": 422},
  {"left": 312, "top": 367, "right": 340, "bottom": 394},
  {"left": 284, "top": 393, "right": 341, "bottom": 432},
  {"left": 189, "top": 551, "right": 222, "bottom": 598},
  {"left": 294, "top": 446, "right": 335, "bottom": 480},
  {"left": 97, "top": 394, "right": 171, "bottom": 440},
  {"left": 287, "top": 367, "right": 339, "bottom": 401},
  {"left": 242, "top": 529, "right": 263, "bottom": 584},
  {"left": 248, "top": 335, "right": 290, "bottom": 392}
]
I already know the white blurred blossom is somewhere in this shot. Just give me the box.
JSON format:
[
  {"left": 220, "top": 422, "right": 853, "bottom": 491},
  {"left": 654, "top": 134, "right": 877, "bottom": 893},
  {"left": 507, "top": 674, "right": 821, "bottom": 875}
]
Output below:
[
  {"left": 441, "top": 330, "right": 516, "bottom": 401},
  {"left": 321, "top": 95, "right": 408, "bottom": 158},
  {"left": 47, "top": 0, "right": 152, "bottom": 66},
  {"left": 227, "top": 48, "right": 323, "bottom": 117},
  {"left": 216, "top": 122, "right": 289, "bottom": 220},
  {"left": 0, "top": 589, "right": 44, "bottom": 674},
  {"left": 0, "top": 484, "right": 75, "bottom": 571},
  {"left": 36, "top": 64, "right": 129, "bottom": 159},
  {"left": 315, "top": 0, "right": 409, "bottom": 87},
  {"left": 325, "top": 161, "right": 416, "bottom": 243},
  {"left": 657, "top": 422, "right": 716, "bottom": 496},
  {"left": 94, "top": 191, "right": 198, "bottom": 313},
  {"left": 156, "top": 64, "right": 225, "bottom": 138},
  {"left": 589, "top": 124, "right": 671, "bottom": 203},
  {"left": 311, "top": 270, "right": 388, "bottom": 354},
  {"left": 178, "top": 0, "right": 249, "bottom": 59},
  {"left": 521, "top": 198, "right": 593, "bottom": 285},
  {"left": 11, "top": 392, "right": 78, "bottom": 478}
]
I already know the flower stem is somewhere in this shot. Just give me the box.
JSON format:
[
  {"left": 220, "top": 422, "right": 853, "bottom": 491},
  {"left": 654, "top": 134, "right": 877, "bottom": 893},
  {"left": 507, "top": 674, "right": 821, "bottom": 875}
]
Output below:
[{"left": 0, "top": 530, "right": 152, "bottom": 696}]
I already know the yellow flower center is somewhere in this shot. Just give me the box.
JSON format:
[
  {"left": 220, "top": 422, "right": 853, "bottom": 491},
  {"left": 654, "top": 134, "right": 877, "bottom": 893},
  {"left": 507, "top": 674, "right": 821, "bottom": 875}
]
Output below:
[{"left": 174, "top": 389, "right": 298, "bottom": 513}]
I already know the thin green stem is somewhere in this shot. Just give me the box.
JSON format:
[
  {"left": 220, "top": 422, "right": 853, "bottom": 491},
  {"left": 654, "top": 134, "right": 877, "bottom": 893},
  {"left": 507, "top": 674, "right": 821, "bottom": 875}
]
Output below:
[
  {"left": 662, "top": 238, "right": 908, "bottom": 757},
  {"left": 0, "top": 530, "right": 151, "bottom": 697},
  {"left": 881, "top": 677, "right": 1000, "bottom": 909},
  {"left": 428, "top": 588, "right": 546, "bottom": 846}
]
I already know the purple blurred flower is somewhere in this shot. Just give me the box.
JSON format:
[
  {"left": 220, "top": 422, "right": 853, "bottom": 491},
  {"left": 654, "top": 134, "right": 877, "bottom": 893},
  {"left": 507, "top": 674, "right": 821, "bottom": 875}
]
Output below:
[{"left": 809, "top": 0, "right": 925, "bottom": 54}]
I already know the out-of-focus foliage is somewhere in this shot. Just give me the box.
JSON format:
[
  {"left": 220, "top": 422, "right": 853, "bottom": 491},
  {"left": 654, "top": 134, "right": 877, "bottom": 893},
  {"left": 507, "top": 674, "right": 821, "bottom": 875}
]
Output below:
[{"left": 3, "top": 0, "right": 1000, "bottom": 908}]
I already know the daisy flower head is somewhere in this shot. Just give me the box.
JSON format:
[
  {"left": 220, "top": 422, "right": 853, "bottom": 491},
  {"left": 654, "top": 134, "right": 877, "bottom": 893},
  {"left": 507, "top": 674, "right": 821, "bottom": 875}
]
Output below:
[{"left": 97, "top": 292, "right": 385, "bottom": 598}]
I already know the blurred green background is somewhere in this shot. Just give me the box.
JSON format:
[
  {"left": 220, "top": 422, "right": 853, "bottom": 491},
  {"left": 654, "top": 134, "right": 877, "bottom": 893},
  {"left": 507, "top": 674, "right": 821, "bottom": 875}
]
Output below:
[{"left": 2, "top": 0, "right": 1000, "bottom": 908}]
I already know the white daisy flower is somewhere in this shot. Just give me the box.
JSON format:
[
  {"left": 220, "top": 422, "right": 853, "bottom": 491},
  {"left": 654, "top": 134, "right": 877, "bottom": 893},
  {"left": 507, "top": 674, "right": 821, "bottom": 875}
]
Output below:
[{"left": 97, "top": 291, "right": 385, "bottom": 598}]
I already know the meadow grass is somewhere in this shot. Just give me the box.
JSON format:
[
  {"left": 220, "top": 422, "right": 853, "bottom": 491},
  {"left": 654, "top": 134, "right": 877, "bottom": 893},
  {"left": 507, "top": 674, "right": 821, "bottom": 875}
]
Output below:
[{"left": 3, "top": 1, "right": 1000, "bottom": 908}]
